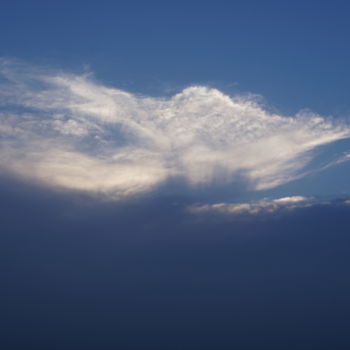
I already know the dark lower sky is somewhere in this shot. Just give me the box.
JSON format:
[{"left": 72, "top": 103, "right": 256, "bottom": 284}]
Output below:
[{"left": 2, "top": 179, "right": 350, "bottom": 350}]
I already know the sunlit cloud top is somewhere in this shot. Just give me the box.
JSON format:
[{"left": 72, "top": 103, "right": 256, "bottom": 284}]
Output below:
[{"left": 1, "top": 60, "right": 350, "bottom": 200}]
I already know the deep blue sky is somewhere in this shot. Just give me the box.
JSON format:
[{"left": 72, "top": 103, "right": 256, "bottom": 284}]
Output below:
[{"left": 1, "top": 0, "right": 350, "bottom": 115}]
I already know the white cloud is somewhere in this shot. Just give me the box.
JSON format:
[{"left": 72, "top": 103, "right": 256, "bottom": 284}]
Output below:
[
  {"left": 188, "top": 196, "right": 314, "bottom": 215},
  {"left": 189, "top": 197, "right": 350, "bottom": 216},
  {"left": 1, "top": 60, "right": 350, "bottom": 199}
]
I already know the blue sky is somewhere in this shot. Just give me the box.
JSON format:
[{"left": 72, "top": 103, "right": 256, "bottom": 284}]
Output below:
[
  {"left": 1, "top": 0, "right": 350, "bottom": 202},
  {"left": 2, "top": 2, "right": 350, "bottom": 349},
  {"left": 2, "top": 0, "right": 350, "bottom": 115}
]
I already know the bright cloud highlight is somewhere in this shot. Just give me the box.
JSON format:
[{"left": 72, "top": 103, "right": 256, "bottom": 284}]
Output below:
[{"left": 1, "top": 60, "right": 350, "bottom": 199}]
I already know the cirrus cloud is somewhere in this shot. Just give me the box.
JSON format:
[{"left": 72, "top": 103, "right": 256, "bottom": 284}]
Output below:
[
  {"left": 1, "top": 59, "right": 350, "bottom": 199},
  {"left": 188, "top": 196, "right": 313, "bottom": 216},
  {"left": 188, "top": 196, "right": 350, "bottom": 216}
]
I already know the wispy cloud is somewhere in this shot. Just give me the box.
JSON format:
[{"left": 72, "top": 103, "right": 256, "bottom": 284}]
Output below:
[
  {"left": 188, "top": 196, "right": 313, "bottom": 215},
  {"left": 188, "top": 196, "right": 350, "bottom": 216},
  {"left": 1, "top": 59, "right": 350, "bottom": 199}
]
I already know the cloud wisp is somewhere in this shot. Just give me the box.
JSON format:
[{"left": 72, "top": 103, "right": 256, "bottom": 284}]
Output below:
[
  {"left": 1, "top": 60, "right": 350, "bottom": 199},
  {"left": 188, "top": 196, "right": 350, "bottom": 216},
  {"left": 189, "top": 196, "right": 313, "bottom": 216}
]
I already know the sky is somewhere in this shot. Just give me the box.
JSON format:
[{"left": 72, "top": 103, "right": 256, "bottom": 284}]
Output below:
[{"left": 2, "top": 1, "right": 350, "bottom": 349}]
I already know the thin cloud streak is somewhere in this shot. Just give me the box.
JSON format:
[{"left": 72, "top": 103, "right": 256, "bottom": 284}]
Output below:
[
  {"left": 188, "top": 196, "right": 350, "bottom": 216},
  {"left": 1, "top": 60, "right": 350, "bottom": 199},
  {"left": 189, "top": 196, "right": 312, "bottom": 215}
]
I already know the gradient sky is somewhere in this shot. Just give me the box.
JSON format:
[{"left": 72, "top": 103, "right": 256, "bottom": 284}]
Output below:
[
  {"left": 2, "top": 1, "right": 350, "bottom": 349},
  {"left": 1, "top": 0, "right": 350, "bottom": 201},
  {"left": 1, "top": 0, "right": 350, "bottom": 113}
]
